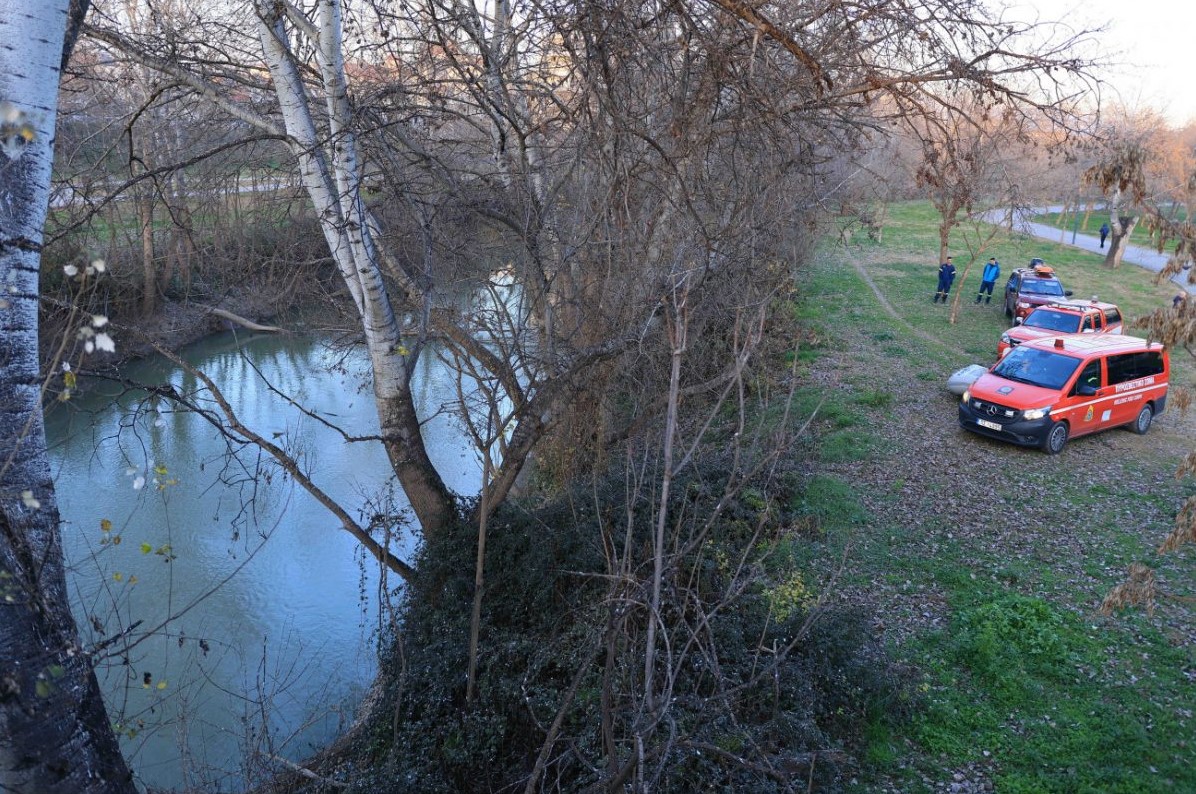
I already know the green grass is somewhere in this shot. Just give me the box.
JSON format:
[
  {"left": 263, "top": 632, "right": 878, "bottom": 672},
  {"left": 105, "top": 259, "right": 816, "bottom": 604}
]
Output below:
[
  {"left": 786, "top": 200, "right": 1196, "bottom": 793},
  {"left": 819, "top": 428, "right": 879, "bottom": 463},
  {"left": 1034, "top": 206, "right": 1192, "bottom": 249},
  {"left": 791, "top": 474, "right": 870, "bottom": 530},
  {"left": 853, "top": 388, "right": 894, "bottom": 410},
  {"left": 824, "top": 201, "right": 1187, "bottom": 380},
  {"left": 912, "top": 593, "right": 1195, "bottom": 793}
]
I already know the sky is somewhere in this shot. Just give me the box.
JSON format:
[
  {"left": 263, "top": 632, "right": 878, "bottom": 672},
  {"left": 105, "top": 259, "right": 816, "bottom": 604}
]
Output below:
[{"left": 1013, "top": 0, "right": 1196, "bottom": 127}]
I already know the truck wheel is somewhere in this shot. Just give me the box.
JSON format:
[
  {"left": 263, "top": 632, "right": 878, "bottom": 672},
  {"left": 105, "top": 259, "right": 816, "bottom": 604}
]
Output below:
[
  {"left": 1132, "top": 404, "right": 1153, "bottom": 435},
  {"left": 1043, "top": 421, "right": 1069, "bottom": 454}
]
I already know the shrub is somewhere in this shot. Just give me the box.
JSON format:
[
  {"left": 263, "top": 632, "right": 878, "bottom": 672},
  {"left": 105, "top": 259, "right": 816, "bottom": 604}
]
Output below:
[
  {"left": 950, "top": 594, "right": 1069, "bottom": 699},
  {"left": 350, "top": 463, "right": 913, "bottom": 793}
]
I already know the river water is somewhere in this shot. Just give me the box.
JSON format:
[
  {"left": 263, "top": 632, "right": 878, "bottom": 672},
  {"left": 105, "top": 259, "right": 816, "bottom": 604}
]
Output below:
[{"left": 46, "top": 331, "right": 481, "bottom": 792}]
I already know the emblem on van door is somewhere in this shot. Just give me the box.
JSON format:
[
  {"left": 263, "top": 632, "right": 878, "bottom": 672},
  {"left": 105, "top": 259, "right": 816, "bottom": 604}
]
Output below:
[{"left": 1085, "top": 405, "right": 1094, "bottom": 422}]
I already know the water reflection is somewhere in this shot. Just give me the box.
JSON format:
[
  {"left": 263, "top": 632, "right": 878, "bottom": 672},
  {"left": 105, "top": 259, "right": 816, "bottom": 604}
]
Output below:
[{"left": 46, "top": 331, "right": 480, "bottom": 792}]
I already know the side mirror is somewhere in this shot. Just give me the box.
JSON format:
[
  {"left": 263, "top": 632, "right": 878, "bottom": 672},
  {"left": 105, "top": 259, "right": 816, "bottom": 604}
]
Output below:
[
  {"left": 1076, "top": 383, "right": 1098, "bottom": 397},
  {"left": 1065, "top": 290, "right": 1074, "bottom": 296}
]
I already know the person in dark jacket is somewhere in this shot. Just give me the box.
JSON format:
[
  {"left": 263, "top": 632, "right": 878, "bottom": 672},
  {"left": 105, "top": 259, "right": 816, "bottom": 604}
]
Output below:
[
  {"left": 975, "top": 257, "right": 1000, "bottom": 304},
  {"left": 1099, "top": 222, "right": 1110, "bottom": 249},
  {"left": 933, "top": 256, "right": 956, "bottom": 303}
]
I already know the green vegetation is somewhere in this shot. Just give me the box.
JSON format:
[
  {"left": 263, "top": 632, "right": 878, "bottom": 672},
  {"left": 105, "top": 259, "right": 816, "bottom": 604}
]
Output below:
[
  {"left": 787, "top": 201, "right": 1196, "bottom": 792},
  {"left": 914, "top": 591, "right": 1195, "bottom": 793},
  {"left": 357, "top": 466, "right": 913, "bottom": 793},
  {"left": 1032, "top": 207, "right": 1192, "bottom": 249},
  {"left": 823, "top": 200, "right": 1185, "bottom": 378}
]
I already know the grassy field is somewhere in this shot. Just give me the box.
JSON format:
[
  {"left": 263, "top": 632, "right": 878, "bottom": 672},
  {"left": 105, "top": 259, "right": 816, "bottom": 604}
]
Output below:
[
  {"left": 785, "top": 201, "right": 1196, "bottom": 793},
  {"left": 1032, "top": 207, "right": 1192, "bottom": 249}
]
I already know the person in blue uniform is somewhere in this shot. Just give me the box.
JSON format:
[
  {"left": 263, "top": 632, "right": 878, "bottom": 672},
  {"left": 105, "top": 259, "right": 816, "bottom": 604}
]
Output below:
[
  {"left": 933, "top": 256, "right": 956, "bottom": 303},
  {"left": 975, "top": 257, "right": 1000, "bottom": 304}
]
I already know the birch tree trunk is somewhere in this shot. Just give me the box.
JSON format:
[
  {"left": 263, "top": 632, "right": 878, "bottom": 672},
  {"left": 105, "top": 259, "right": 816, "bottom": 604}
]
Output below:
[
  {"left": 0, "top": 1, "right": 135, "bottom": 790},
  {"left": 255, "top": 0, "right": 455, "bottom": 534}
]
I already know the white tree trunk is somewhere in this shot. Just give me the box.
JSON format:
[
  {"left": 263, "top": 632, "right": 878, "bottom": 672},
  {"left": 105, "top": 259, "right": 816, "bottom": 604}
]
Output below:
[
  {"left": 0, "top": 1, "right": 135, "bottom": 790},
  {"left": 256, "top": 0, "right": 455, "bottom": 533}
]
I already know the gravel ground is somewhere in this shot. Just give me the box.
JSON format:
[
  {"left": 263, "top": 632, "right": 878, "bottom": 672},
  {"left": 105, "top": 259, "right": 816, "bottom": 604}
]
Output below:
[{"left": 801, "top": 302, "right": 1196, "bottom": 793}]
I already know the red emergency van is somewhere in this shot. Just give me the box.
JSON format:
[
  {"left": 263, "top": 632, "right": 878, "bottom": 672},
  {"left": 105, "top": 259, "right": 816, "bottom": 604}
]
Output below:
[{"left": 959, "top": 334, "right": 1168, "bottom": 454}]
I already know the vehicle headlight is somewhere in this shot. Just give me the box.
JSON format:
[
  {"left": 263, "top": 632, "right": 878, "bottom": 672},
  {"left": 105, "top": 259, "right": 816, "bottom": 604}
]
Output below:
[
  {"left": 1017, "top": 301, "right": 1031, "bottom": 309},
  {"left": 1000, "top": 333, "right": 1012, "bottom": 345},
  {"left": 961, "top": 389, "right": 970, "bottom": 403},
  {"left": 1022, "top": 405, "right": 1052, "bottom": 420}
]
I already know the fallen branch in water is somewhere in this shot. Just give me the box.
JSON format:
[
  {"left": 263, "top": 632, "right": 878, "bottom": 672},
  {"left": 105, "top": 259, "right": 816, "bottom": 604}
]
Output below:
[
  {"left": 266, "top": 754, "right": 349, "bottom": 788},
  {"left": 198, "top": 305, "right": 288, "bottom": 334}
]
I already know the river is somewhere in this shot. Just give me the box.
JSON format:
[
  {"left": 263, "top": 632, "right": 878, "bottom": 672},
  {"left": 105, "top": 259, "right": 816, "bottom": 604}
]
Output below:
[{"left": 46, "top": 330, "right": 481, "bottom": 792}]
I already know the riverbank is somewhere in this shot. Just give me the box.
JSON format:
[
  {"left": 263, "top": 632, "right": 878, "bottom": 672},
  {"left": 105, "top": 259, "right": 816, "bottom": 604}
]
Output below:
[
  {"left": 42, "top": 277, "right": 326, "bottom": 379},
  {"left": 53, "top": 201, "right": 1196, "bottom": 792}
]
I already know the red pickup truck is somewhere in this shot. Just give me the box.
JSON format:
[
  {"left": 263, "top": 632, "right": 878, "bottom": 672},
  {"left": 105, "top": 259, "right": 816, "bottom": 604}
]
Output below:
[{"left": 997, "top": 299, "right": 1124, "bottom": 359}]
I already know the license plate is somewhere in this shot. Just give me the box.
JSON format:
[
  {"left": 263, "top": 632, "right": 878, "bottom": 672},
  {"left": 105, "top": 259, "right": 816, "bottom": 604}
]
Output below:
[{"left": 976, "top": 418, "right": 1002, "bottom": 431}]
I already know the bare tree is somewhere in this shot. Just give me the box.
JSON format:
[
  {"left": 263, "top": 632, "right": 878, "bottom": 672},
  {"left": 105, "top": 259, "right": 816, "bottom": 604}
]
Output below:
[
  {"left": 59, "top": 1, "right": 1105, "bottom": 783},
  {"left": 908, "top": 106, "right": 1028, "bottom": 265},
  {"left": 896, "top": 104, "right": 1035, "bottom": 321},
  {"left": 1102, "top": 157, "right": 1196, "bottom": 616},
  {"left": 1085, "top": 138, "right": 1148, "bottom": 268}
]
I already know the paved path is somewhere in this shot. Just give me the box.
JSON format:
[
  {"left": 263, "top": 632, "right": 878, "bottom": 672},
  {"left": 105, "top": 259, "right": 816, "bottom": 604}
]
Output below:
[{"left": 1001, "top": 207, "right": 1193, "bottom": 296}]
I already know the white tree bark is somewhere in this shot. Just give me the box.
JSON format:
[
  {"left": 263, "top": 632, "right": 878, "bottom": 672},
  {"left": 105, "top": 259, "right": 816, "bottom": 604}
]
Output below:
[
  {"left": 0, "top": 1, "right": 135, "bottom": 790},
  {"left": 254, "top": 0, "right": 455, "bottom": 533}
]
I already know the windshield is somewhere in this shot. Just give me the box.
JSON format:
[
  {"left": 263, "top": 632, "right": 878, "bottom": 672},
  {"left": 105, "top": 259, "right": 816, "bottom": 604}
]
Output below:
[
  {"left": 1023, "top": 309, "right": 1081, "bottom": 333},
  {"left": 1020, "top": 278, "right": 1066, "bottom": 296},
  {"left": 991, "top": 345, "right": 1081, "bottom": 390}
]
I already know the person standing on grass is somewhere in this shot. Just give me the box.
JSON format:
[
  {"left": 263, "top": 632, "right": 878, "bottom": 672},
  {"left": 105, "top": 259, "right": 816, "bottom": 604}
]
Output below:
[
  {"left": 933, "top": 256, "right": 956, "bottom": 303},
  {"left": 1099, "top": 222, "right": 1110, "bottom": 249},
  {"left": 975, "top": 257, "right": 1000, "bottom": 304}
]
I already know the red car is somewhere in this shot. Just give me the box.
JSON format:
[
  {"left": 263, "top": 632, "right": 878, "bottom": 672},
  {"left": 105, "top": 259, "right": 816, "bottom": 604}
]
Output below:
[
  {"left": 997, "top": 299, "right": 1123, "bottom": 359},
  {"left": 1002, "top": 261, "right": 1073, "bottom": 322}
]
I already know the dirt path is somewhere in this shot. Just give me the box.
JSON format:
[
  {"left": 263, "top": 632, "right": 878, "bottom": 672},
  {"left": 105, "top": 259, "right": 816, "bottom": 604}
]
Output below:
[{"left": 847, "top": 252, "right": 950, "bottom": 350}]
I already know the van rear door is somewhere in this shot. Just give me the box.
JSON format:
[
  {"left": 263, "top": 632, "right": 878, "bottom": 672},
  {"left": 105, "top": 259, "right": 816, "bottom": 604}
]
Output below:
[{"left": 1106, "top": 351, "right": 1166, "bottom": 428}]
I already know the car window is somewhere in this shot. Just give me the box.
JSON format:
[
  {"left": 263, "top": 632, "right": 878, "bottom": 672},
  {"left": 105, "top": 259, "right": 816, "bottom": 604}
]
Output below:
[
  {"left": 1020, "top": 278, "right": 1066, "bottom": 296},
  {"left": 1107, "top": 351, "right": 1166, "bottom": 384},
  {"left": 1107, "top": 354, "right": 1132, "bottom": 384},
  {"left": 992, "top": 346, "right": 1082, "bottom": 390},
  {"left": 1092, "top": 312, "right": 1104, "bottom": 331},
  {"left": 1024, "top": 310, "right": 1080, "bottom": 332},
  {"left": 1072, "top": 360, "right": 1102, "bottom": 395},
  {"left": 1105, "top": 308, "right": 1121, "bottom": 324},
  {"left": 1081, "top": 315, "right": 1093, "bottom": 332},
  {"left": 1135, "top": 351, "right": 1165, "bottom": 377}
]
